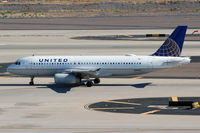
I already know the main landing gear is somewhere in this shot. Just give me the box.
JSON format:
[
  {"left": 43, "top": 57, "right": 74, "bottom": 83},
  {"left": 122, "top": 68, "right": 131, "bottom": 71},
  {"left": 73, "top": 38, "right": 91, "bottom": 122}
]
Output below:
[
  {"left": 86, "top": 78, "right": 100, "bottom": 87},
  {"left": 86, "top": 81, "right": 93, "bottom": 87},
  {"left": 94, "top": 78, "right": 100, "bottom": 84},
  {"left": 29, "top": 76, "right": 34, "bottom": 85}
]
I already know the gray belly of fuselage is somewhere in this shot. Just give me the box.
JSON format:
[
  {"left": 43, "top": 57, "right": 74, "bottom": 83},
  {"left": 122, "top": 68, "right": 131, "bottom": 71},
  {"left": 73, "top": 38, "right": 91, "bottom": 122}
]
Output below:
[
  {"left": 12, "top": 68, "right": 154, "bottom": 77},
  {"left": 11, "top": 68, "right": 63, "bottom": 77}
]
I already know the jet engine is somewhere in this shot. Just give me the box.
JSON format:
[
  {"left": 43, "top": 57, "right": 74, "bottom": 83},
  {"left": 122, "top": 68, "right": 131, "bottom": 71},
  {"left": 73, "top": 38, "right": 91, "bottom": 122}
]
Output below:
[{"left": 54, "top": 73, "right": 81, "bottom": 84}]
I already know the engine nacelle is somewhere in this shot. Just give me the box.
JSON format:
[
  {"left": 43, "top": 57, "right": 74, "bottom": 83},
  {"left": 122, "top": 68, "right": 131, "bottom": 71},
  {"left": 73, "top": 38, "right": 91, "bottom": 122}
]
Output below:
[{"left": 54, "top": 73, "right": 80, "bottom": 84}]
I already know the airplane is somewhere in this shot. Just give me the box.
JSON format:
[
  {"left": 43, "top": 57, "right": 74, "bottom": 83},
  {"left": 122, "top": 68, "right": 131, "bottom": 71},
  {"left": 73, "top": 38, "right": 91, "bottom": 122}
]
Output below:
[{"left": 7, "top": 26, "right": 190, "bottom": 87}]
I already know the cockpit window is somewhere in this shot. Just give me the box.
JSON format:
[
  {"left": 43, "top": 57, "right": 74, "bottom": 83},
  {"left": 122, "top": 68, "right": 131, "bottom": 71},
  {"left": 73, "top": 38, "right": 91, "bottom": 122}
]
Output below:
[{"left": 15, "top": 62, "right": 21, "bottom": 65}]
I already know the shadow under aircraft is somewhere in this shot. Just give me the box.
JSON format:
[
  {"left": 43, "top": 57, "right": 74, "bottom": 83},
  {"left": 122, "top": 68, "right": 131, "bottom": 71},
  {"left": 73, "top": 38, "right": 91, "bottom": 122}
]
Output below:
[
  {"left": 44, "top": 82, "right": 152, "bottom": 93},
  {"left": 95, "top": 82, "right": 152, "bottom": 88},
  {"left": 46, "top": 83, "right": 84, "bottom": 93},
  {"left": 0, "top": 82, "right": 152, "bottom": 93}
]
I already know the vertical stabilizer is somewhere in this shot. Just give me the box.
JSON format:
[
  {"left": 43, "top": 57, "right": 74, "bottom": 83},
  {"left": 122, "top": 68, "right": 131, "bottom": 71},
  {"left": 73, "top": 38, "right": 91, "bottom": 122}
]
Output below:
[{"left": 152, "top": 26, "right": 187, "bottom": 56}]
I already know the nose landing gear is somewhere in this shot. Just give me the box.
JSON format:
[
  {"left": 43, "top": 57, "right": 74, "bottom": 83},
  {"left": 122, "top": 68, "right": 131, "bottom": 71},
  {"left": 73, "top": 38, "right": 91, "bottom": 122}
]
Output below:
[{"left": 29, "top": 76, "right": 34, "bottom": 85}]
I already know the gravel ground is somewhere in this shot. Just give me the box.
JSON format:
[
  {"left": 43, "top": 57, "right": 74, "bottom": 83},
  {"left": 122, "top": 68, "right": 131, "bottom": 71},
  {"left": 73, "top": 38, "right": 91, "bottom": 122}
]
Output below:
[
  {"left": 0, "top": 3, "right": 200, "bottom": 11},
  {"left": 0, "top": 1, "right": 200, "bottom": 18}
]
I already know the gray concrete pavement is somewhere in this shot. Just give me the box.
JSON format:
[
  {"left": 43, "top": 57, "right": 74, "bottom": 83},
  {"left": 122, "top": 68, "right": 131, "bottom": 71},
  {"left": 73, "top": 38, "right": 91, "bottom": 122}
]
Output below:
[
  {"left": 0, "top": 77, "right": 200, "bottom": 133},
  {"left": 0, "top": 16, "right": 200, "bottom": 30},
  {"left": 0, "top": 30, "right": 200, "bottom": 133},
  {"left": 0, "top": 29, "right": 199, "bottom": 63}
]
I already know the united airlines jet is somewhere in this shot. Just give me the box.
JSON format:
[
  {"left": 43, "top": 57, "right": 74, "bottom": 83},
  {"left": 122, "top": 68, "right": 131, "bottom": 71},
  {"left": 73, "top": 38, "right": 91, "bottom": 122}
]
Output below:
[{"left": 7, "top": 26, "right": 190, "bottom": 87}]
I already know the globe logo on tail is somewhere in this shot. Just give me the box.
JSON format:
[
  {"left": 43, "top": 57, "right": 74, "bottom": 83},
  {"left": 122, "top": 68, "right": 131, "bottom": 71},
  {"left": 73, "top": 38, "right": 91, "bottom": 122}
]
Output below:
[{"left": 152, "top": 38, "right": 180, "bottom": 57}]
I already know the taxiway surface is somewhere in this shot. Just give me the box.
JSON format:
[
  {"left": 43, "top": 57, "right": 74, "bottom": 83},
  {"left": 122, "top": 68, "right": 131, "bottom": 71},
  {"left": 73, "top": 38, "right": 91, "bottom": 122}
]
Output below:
[
  {"left": 0, "top": 30, "right": 200, "bottom": 133},
  {"left": 0, "top": 29, "right": 199, "bottom": 63}
]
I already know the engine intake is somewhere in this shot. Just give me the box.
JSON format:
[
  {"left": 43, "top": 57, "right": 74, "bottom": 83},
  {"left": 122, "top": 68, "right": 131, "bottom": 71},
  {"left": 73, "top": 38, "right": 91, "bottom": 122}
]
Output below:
[{"left": 54, "top": 73, "right": 80, "bottom": 84}]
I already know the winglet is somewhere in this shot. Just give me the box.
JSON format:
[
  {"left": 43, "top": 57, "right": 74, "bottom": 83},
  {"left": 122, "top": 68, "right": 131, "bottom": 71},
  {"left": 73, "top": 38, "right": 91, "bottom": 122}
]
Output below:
[{"left": 152, "top": 26, "right": 187, "bottom": 57}]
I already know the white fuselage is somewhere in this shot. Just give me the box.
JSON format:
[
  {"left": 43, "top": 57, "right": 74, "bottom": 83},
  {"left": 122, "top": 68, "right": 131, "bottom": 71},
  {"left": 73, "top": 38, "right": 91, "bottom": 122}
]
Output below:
[{"left": 7, "top": 55, "right": 190, "bottom": 78}]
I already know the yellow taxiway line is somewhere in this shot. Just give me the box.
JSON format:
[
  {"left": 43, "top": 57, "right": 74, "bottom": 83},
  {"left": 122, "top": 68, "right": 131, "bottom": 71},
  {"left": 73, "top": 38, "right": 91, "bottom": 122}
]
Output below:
[
  {"left": 124, "top": 35, "right": 133, "bottom": 38},
  {"left": 132, "top": 76, "right": 142, "bottom": 79},
  {"left": 0, "top": 75, "right": 17, "bottom": 78},
  {"left": 104, "top": 100, "right": 141, "bottom": 106},
  {"left": 141, "top": 110, "right": 160, "bottom": 115},
  {"left": 90, "top": 107, "right": 135, "bottom": 110},
  {"left": 171, "top": 97, "right": 178, "bottom": 102}
]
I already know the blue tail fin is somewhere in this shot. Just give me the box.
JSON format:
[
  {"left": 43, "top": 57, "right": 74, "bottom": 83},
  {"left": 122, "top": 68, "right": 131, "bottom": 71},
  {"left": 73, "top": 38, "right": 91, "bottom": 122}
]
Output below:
[{"left": 152, "top": 26, "right": 187, "bottom": 57}]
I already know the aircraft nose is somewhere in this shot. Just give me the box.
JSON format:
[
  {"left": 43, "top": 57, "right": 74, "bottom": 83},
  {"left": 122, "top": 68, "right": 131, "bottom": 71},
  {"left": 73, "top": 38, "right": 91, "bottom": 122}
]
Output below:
[{"left": 7, "top": 64, "right": 15, "bottom": 73}]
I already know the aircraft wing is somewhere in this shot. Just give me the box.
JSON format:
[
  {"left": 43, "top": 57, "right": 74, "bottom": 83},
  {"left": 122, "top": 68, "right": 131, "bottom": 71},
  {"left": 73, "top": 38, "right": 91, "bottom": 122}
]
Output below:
[{"left": 63, "top": 68, "right": 100, "bottom": 77}]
